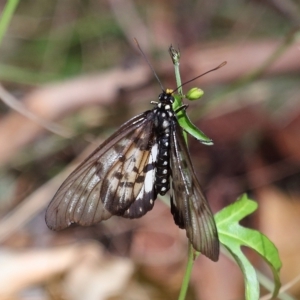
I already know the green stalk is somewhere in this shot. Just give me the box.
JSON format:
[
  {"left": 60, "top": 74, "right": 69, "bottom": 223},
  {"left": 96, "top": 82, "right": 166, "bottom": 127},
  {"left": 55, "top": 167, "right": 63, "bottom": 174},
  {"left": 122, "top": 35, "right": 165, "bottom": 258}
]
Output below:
[
  {"left": 0, "top": 0, "right": 20, "bottom": 47},
  {"left": 169, "top": 45, "right": 188, "bottom": 143},
  {"left": 178, "top": 244, "right": 198, "bottom": 300},
  {"left": 169, "top": 45, "right": 196, "bottom": 300},
  {"left": 169, "top": 46, "right": 183, "bottom": 95}
]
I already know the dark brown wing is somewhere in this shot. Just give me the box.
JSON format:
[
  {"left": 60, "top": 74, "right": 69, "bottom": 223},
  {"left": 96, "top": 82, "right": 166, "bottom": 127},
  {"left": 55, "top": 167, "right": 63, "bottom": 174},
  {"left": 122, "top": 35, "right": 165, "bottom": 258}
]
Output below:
[
  {"left": 46, "top": 111, "right": 158, "bottom": 230},
  {"left": 170, "top": 121, "right": 219, "bottom": 261}
]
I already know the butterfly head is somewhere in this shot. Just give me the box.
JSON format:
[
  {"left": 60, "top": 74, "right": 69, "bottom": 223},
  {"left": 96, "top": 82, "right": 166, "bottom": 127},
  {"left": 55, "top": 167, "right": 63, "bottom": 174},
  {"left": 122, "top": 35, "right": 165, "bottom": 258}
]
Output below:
[{"left": 158, "top": 89, "right": 175, "bottom": 105}]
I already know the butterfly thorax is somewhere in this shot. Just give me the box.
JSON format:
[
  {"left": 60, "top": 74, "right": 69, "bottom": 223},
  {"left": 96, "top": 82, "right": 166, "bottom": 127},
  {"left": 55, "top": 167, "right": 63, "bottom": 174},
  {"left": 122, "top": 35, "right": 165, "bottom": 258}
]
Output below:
[{"left": 153, "top": 91, "right": 175, "bottom": 195}]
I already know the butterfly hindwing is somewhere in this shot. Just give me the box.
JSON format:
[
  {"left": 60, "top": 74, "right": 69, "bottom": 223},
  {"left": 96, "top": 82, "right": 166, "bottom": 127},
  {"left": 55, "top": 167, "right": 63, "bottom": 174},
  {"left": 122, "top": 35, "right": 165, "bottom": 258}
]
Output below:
[
  {"left": 170, "top": 121, "right": 219, "bottom": 261},
  {"left": 99, "top": 120, "right": 155, "bottom": 214},
  {"left": 122, "top": 143, "right": 158, "bottom": 218},
  {"left": 46, "top": 112, "right": 158, "bottom": 230}
]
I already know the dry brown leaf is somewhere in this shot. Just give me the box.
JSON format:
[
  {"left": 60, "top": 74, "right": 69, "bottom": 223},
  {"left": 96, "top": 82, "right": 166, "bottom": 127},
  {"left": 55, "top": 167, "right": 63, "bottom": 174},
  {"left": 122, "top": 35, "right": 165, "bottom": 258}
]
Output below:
[{"left": 0, "top": 242, "right": 103, "bottom": 298}]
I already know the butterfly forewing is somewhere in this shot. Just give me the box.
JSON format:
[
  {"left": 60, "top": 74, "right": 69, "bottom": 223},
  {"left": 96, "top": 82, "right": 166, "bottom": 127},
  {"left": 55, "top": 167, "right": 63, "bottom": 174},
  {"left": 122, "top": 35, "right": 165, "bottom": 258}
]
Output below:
[
  {"left": 46, "top": 112, "right": 157, "bottom": 230},
  {"left": 170, "top": 121, "right": 219, "bottom": 261}
]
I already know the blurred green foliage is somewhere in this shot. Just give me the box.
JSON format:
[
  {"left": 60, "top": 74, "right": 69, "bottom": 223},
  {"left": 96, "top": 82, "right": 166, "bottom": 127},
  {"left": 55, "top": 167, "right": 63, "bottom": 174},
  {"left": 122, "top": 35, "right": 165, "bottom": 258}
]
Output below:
[{"left": 0, "top": 0, "right": 296, "bottom": 84}]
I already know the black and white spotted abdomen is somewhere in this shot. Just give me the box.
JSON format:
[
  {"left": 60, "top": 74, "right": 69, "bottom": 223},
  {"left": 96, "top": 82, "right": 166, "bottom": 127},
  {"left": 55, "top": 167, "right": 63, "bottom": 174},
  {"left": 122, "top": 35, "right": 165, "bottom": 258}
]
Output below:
[{"left": 153, "top": 100, "right": 175, "bottom": 195}]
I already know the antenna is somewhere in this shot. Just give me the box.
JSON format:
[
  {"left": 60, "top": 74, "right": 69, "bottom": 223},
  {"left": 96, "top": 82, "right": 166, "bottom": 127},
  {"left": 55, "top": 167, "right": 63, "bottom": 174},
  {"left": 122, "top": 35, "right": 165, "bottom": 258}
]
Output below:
[
  {"left": 134, "top": 38, "right": 165, "bottom": 91},
  {"left": 173, "top": 61, "right": 227, "bottom": 93}
]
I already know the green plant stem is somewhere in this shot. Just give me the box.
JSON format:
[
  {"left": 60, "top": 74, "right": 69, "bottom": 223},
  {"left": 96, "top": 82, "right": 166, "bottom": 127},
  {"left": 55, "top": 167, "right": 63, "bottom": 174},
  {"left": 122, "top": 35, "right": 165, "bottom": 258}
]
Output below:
[
  {"left": 170, "top": 45, "right": 188, "bottom": 143},
  {"left": 178, "top": 244, "right": 196, "bottom": 300},
  {"left": 0, "top": 0, "right": 20, "bottom": 47},
  {"left": 169, "top": 45, "right": 195, "bottom": 300},
  {"left": 173, "top": 62, "right": 183, "bottom": 96}
]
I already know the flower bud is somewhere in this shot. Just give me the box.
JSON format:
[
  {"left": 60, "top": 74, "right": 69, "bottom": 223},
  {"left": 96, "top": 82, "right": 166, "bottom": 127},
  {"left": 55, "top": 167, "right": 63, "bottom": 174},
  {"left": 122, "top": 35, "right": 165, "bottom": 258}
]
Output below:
[{"left": 186, "top": 87, "right": 204, "bottom": 101}]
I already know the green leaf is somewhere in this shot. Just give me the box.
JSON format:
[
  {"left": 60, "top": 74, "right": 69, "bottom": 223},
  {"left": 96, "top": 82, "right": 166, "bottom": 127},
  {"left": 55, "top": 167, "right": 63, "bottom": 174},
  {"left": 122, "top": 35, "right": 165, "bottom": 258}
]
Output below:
[
  {"left": 173, "top": 94, "right": 213, "bottom": 145},
  {"left": 215, "top": 194, "right": 282, "bottom": 300}
]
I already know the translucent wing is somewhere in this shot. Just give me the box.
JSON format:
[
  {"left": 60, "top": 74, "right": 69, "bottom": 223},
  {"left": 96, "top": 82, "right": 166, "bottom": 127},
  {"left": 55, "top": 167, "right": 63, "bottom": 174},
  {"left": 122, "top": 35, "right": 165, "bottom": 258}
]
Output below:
[
  {"left": 46, "top": 111, "right": 158, "bottom": 230},
  {"left": 170, "top": 121, "right": 219, "bottom": 261}
]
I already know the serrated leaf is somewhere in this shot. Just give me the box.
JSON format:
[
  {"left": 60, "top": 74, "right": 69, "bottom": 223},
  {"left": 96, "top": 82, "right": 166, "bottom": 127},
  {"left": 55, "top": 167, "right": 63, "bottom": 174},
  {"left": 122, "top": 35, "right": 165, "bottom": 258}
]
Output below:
[
  {"left": 215, "top": 194, "right": 282, "bottom": 300},
  {"left": 173, "top": 94, "right": 213, "bottom": 145}
]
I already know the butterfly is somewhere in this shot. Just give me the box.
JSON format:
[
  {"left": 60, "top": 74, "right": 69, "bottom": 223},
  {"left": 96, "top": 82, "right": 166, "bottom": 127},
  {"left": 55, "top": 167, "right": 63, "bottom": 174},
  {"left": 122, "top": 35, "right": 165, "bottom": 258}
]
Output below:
[{"left": 45, "top": 86, "right": 219, "bottom": 262}]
